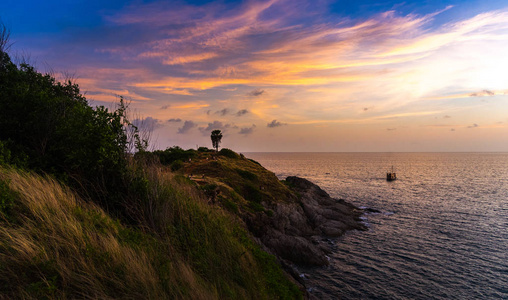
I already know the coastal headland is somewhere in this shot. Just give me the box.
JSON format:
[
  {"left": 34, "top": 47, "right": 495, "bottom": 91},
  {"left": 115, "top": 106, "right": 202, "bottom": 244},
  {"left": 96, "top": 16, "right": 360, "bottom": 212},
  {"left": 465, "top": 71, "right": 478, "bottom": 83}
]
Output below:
[{"left": 180, "top": 149, "right": 367, "bottom": 267}]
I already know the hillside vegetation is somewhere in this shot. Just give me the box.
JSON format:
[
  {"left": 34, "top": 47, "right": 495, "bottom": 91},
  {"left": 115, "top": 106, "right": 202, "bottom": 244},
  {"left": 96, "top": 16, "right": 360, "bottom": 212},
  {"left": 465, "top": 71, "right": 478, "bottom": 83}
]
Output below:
[
  {"left": 149, "top": 147, "right": 366, "bottom": 267},
  {"left": 0, "top": 35, "right": 302, "bottom": 299}
]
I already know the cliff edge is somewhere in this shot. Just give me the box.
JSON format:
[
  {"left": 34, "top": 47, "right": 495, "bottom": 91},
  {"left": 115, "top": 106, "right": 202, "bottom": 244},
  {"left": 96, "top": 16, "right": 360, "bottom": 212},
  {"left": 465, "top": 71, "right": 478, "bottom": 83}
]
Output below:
[{"left": 180, "top": 149, "right": 367, "bottom": 267}]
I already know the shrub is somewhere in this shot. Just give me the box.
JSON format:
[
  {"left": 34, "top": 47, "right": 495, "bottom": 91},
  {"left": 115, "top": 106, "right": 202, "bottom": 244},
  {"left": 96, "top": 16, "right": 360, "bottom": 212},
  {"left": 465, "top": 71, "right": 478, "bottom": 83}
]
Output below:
[
  {"left": 218, "top": 196, "right": 239, "bottom": 213},
  {"left": 153, "top": 146, "right": 197, "bottom": 165},
  {"left": 236, "top": 169, "right": 258, "bottom": 181},
  {"left": 170, "top": 160, "right": 184, "bottom": 171},
  {"left": 243, "top": 183, "right": 263, "bottom": 203},
  {"left": 248, "top": 158, "right": 262, "bottom": 166},
  {"left": 219, "top": 148, "right": 239, "bottom": 159},
  {"left": 0, "top": 47, "right": 147, "bottom": 213}
]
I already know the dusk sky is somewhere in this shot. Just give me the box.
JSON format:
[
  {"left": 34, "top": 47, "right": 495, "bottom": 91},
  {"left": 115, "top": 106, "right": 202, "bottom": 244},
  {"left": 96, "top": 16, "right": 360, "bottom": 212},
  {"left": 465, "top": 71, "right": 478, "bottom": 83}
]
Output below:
[{"left": 2, "top": 0, "right": 508, "bottom": 152}]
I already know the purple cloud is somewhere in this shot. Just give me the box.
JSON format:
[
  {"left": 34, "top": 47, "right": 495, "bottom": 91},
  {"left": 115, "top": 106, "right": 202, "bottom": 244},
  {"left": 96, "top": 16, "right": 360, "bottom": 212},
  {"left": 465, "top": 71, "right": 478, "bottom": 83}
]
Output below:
[
  {"left": 132, "top": 116, "right": 162, "bottom": 131},
  {"left": 215, "top": 108, "right": 229, "bottom": 116},
  {"left": 178, "top": 120, "right": 197, "bottom": 134},
  {"left": 469, "top": 90, "right": 495, "bottom": 97},
  {"left": 248, "top": 89, "right": 265, "bottom": 97},
  {"left": 199, "top": 120, "right": 232, "bottom": 135},
  {"left": 239, "top": 124, "right": 256, "bottom": 135},
  {"left": 267, "top": 120, "right": 287, "bottom": 128},
  {"left": 236, "top": 109, "right": 249, "bottom": 116}
]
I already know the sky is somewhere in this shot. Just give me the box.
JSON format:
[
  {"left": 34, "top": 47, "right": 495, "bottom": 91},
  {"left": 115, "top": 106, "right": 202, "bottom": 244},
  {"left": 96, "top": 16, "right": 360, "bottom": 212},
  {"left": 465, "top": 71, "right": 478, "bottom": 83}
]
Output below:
[{"left": 2, "top": 0, "right": 508, "bottom": 152}]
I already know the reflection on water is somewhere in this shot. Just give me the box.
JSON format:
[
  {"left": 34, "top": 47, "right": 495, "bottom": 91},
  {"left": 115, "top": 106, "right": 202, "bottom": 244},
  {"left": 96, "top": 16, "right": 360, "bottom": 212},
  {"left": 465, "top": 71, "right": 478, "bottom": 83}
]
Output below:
[{"left": 245, "top": 153, "right": 508, "bottom": 299}]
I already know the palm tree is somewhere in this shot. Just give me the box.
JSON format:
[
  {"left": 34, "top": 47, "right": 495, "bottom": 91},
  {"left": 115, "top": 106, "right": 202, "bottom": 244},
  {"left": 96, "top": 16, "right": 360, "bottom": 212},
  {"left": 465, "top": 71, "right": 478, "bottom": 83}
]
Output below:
[{"left": 211, "top": 130, "right": 223, "bottom": 152}]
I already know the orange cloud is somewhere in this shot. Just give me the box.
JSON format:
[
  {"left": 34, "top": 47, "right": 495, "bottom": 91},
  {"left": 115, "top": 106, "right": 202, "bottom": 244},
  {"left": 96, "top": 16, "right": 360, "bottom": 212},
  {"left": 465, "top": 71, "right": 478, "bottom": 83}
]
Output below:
[{"left": 59, "top": 1, "right": 508, "bottom": 151}]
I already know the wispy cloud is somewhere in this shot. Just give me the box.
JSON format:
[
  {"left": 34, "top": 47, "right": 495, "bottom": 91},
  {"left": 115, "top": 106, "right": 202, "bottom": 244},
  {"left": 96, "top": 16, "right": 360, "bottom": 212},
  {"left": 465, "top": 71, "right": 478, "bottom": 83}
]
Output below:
[
  {"left": 24, "top": 0, "right": 508, "bottom": 151},
  {"left": 470, "top": 90, "right": 495, "bottom": 97},
  {"left": 79, "top": 2, "right": 508, "bottom": 111},
  {"left": 428, "top": 89, "right": 508, "bottom": 100}
]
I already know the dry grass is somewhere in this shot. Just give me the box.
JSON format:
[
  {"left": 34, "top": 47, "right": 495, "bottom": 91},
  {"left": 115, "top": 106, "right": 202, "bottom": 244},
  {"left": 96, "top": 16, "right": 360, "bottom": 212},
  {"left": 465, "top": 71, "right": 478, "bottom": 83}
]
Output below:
[
  {"left": 0, "top": 165, "right": 302, "bottom": 299},
  {"left": 0, "top": 167, "right": 210, "bottom": 299}
]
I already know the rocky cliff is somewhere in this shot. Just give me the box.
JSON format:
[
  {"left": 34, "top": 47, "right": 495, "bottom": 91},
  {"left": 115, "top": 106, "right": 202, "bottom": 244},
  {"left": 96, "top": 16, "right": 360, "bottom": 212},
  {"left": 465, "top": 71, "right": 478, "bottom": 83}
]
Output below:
[
  {"left": 181, "top": 150, "right": 367, "bottom": 268},
  {"left": 247, "top": 176, "right": 367, "bottom": 266}
]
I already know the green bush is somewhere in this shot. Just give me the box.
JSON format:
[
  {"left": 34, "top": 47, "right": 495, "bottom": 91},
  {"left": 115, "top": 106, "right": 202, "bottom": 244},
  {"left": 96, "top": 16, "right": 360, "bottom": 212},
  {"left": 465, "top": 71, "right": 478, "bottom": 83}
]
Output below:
[
  {"left": 0, "top": 48, "right": 146, "bottom": 211},
  {"left": 248, "top": 202, "right": 265, "bottom": 212},
  {"left": 170, "top": 160, "right": 184, "bottom": 171},
  {"left": 219, "top": 148, "right": 239, "bottom": 159},
  {"left": 247, "top": 158, "right": 261, "bottom": 166},
  {"left": 218, "top": 196, "right": 239, "bottom": 213},
  {"left": 243, "top": 183, "right": 263, "bottom": 203},
  {"left": 236, "top": 169, "right": 258, "bottom": 181},
  {"left": 153, "top": 146, "right": 197, "bottom": 165}
]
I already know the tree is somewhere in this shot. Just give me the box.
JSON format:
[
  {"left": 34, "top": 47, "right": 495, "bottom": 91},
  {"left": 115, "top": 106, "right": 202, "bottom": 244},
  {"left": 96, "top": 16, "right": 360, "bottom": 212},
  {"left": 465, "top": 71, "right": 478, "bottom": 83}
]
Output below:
[
  {"left": 0, "top": 37, "right": 146, "bottom": 207},
  {"left": 210, "top": 130, "right": 223, "bottom": 152}
]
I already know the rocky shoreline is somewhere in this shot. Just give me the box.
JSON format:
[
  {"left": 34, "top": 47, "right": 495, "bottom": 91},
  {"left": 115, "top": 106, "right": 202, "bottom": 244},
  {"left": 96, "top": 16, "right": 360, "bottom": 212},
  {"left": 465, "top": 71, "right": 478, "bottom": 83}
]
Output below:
[
  {"left": 181, "top": 153, "right": 369, "bottom": 296},
  {"left": 245, "top": 176, "right": 367, "bottom": 267}
]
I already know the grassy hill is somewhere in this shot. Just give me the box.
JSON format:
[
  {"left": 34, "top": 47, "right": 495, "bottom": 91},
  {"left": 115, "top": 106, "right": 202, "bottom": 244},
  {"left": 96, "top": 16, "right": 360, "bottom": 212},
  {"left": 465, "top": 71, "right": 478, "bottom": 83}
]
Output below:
[
  {"left": 0, "top": 165, "right": 302, "bottom": 299},
  {"left": 178, "top": 149, "right": 297, "bottom": 215},
  {"left": 166, "top": 148, "right": 366, "bottom": 267}
]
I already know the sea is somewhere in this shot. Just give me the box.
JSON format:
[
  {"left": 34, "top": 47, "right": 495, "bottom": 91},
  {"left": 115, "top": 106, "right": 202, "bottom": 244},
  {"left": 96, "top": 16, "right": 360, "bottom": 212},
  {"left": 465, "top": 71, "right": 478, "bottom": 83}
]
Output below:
[{"left": 244, "top": 152, "right": 508, "bottom": 300}]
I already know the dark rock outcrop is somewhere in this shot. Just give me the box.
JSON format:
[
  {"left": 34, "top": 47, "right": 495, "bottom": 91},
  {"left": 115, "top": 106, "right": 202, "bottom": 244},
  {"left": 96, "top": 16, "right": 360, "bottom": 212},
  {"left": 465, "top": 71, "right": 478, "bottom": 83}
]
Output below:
[{"left": 246, "top": 176, "right": 367, "bottom": 266}]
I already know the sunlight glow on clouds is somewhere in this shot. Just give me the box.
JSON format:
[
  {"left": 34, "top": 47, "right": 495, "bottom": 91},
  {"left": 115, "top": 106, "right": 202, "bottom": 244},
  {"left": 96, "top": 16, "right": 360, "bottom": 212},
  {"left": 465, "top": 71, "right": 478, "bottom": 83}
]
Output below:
[{"left": 6, "top": 0, "right": 508, "bottom": 151}]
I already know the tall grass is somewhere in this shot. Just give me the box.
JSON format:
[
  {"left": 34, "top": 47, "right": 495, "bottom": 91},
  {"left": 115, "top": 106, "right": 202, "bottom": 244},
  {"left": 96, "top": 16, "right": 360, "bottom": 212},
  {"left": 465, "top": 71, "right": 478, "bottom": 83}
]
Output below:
[
  {"left": 123, "top": 160, "right": 302, "bottom": 299},
  {"left": 0, "top": 167, "right": 212, "bottom": 299},
  {"left": 0, "top": 165, "right": 302, "bottom": 299}
]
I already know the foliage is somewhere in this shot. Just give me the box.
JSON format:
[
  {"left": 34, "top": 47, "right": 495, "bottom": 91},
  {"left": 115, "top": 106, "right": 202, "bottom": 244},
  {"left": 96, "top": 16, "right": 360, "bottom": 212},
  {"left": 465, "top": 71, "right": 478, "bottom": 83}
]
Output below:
[
  {"left": 0, "top": 167, "right": 195, "bottom": 299},
  {"left": 210, "top": 130, "right": 223, "bottom": 152},
  {"left": 218, "top": 195, "right": 239, "bottom": 213},
  {"left": 0, "top": 166, "right": 302, "bottom": 299},
  {"left": 248, "top": 158, "right": 262, "bottom": 166},
  {"left": 219, "top": 148, "right": 240, "bottom": 159},
  {"left": 152, "top": 146, "right": 197, "bottom": 165},
  {"left": 170, "top": 160, "right": 184, "bottom": 171},
  {"left": 236, "top": 168, "right": 258, "bottom": 181},
  {"left": 179, "top": 149, "right": 296, "bottom": 217},
  {"left": 0, "top": 46, "right": 147, "bottom": 211},
  {"left": 198, "top": 147, "right": 213, "bottom": 152}
]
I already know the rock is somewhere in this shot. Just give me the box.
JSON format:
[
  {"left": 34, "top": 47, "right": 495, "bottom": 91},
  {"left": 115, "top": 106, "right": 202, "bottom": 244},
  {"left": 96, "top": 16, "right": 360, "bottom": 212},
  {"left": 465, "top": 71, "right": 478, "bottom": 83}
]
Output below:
[
  {"left": 244, "top": 176, "right": 367, "bottom": 266},
  {"left": 362, "top": 207, "right": 381, "bottom": 214}
]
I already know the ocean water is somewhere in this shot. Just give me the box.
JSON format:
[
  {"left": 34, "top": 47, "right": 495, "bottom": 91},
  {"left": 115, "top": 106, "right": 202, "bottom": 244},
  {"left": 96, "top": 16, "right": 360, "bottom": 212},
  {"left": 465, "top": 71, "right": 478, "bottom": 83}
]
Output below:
[{"left": 244, "top": 153, "right": 508, "bottom": 299}]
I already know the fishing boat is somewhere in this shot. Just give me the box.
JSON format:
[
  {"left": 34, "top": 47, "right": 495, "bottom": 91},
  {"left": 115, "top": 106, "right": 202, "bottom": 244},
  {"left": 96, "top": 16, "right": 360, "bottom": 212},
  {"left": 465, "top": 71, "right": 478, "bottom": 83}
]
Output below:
[{"left": 386, "top": 166, "right": 396, "bottom": 181}]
